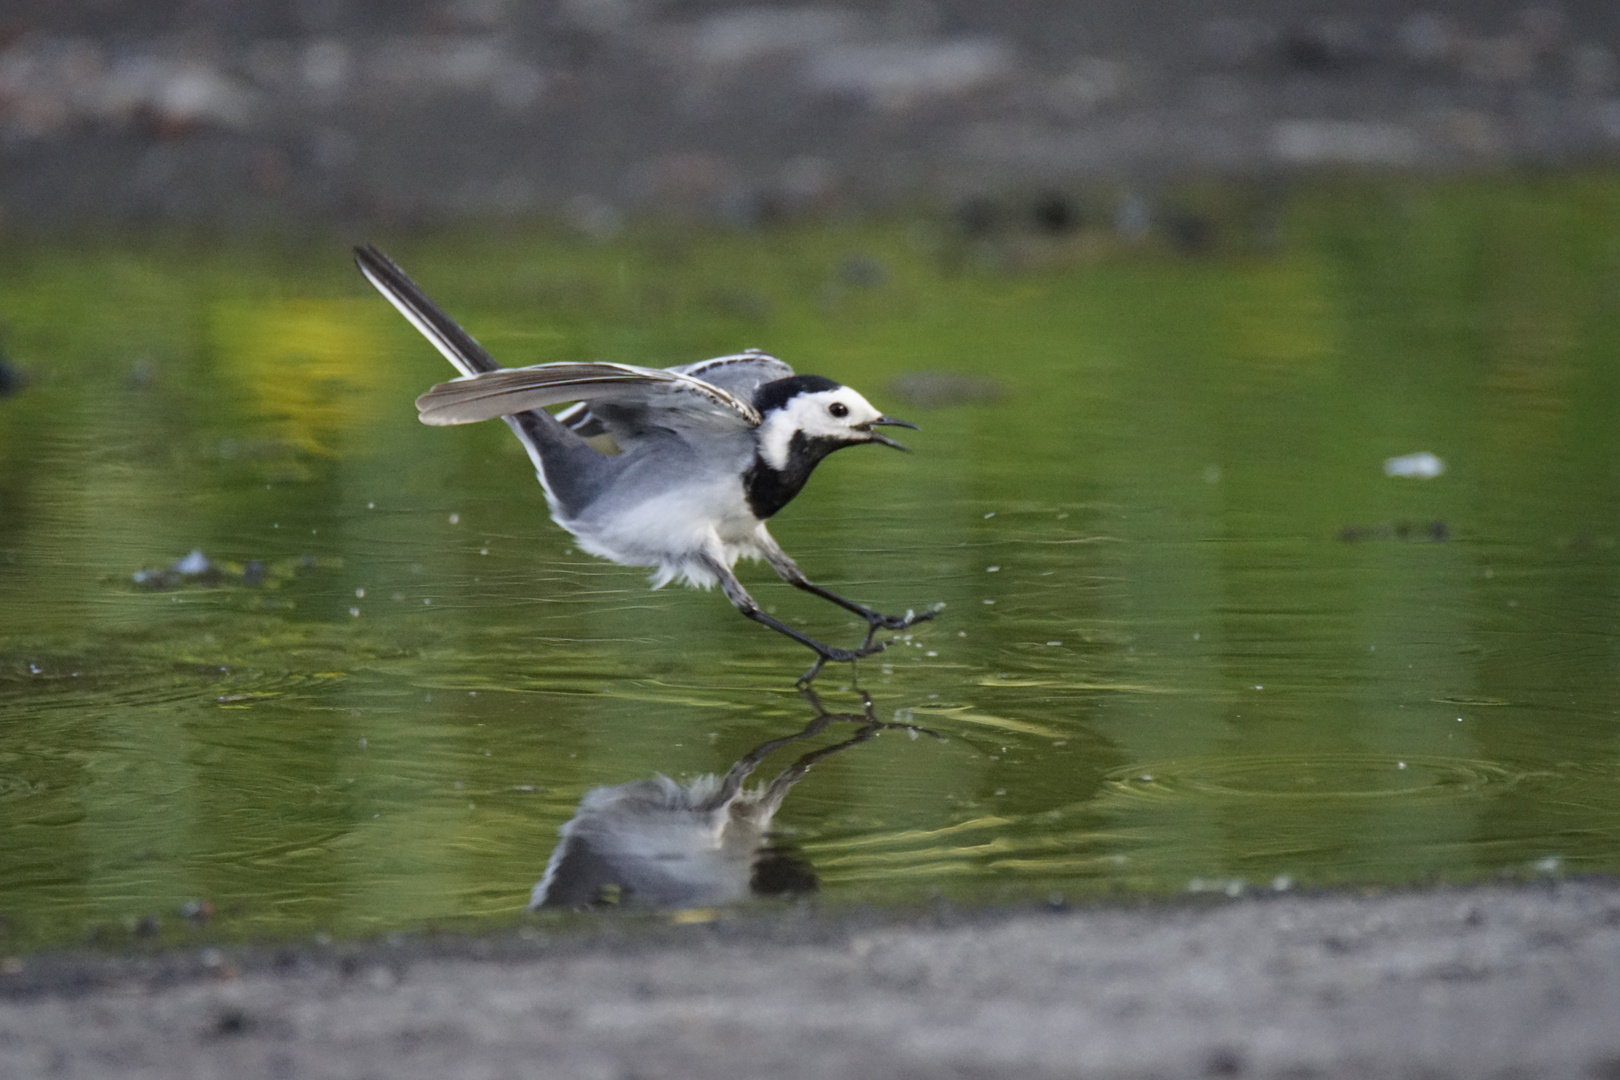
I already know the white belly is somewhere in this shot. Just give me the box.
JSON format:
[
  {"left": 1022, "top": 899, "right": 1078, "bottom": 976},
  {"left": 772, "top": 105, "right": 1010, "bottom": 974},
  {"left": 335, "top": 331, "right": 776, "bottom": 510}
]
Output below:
[{"left": 552, "top": 473, "right": 764, "bottom": 589}]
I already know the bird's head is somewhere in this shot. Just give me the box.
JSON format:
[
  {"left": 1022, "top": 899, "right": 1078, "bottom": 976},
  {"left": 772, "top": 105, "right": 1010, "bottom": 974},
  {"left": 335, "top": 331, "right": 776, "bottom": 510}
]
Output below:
[{"left": 753, "top": 375, "right": 917, "bottom": 472}]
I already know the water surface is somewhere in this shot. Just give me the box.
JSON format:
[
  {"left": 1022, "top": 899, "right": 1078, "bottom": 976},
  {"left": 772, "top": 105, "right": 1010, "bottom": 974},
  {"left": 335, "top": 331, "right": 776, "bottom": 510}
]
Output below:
[{"left": 3, "top": 177, "right": 1619, "bottom": 948}]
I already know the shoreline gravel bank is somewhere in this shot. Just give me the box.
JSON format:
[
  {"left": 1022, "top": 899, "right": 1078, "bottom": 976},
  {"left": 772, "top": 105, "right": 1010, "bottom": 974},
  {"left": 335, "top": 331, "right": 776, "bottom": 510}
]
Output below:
[{"left": 4, "top": 877, "right": 1619, "bottom": 1078}]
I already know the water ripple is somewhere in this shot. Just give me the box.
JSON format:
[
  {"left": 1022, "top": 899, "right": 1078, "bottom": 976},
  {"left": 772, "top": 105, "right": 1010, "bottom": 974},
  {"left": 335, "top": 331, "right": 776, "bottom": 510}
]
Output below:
[{"left": 1102, "top": 754, "right": 1525, "bottom": 803}]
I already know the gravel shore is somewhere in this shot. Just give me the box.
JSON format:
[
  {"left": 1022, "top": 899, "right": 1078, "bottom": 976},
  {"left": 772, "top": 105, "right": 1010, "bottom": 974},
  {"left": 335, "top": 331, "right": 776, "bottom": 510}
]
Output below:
[{"left": 4, "top": 877, "right": 1619, "bottom": 1079}]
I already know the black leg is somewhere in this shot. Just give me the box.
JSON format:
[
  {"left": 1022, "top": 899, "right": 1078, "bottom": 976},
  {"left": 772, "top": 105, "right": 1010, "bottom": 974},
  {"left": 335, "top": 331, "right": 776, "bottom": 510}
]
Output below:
[
  {"left": 790, "top": 577, "right": 939, "bottom": 633},
  {"left": 748, "top": 688, "right": 946, "bottom": 812},
  {"left": 697, "top": 709, "right": 841, "bottom": 812},
  {"left": 794, "top": 686, "right": 945, "bottom": 743},
  {"left": 701, "top": 555, "right": 886, "bottom": 684},
  {"left": 754, "top": 534, "right": 939, "bottom": 635}
]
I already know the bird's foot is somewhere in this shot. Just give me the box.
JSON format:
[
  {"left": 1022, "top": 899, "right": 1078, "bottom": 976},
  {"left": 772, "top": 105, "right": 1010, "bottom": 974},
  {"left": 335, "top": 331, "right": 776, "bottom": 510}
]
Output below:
[
  {"left": 795, "top": 637, "right": 888, "bottom": 686},
  {"left": 798, "top": 686, "right": 946, "bottom": 740},
  {"left": 866, "top": 604, "right": 942, "bottom": 632},
  {"left": 853, "top": 603, "right": 944, "bottom": 655},
  {"left": 793, "top": 604, "right": 943, "bottom": 686}
]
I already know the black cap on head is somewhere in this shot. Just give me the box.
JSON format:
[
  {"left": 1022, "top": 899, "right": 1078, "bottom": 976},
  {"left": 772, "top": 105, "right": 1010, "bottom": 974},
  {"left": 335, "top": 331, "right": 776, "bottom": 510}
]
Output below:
[{"left": 753, "top": 374, "right": 842, "bottom": 414}]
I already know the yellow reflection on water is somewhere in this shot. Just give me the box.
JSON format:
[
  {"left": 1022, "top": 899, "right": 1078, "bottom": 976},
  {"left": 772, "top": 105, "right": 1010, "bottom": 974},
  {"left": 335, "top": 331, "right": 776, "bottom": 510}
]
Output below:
[{"left": 211, "top": 298, "right": 393, "bottom": 457}]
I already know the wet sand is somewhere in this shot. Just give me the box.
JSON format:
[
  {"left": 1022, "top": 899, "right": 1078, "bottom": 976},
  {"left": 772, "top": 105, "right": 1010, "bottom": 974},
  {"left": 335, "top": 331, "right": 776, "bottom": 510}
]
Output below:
[{"left": 4, "top": 877, "right": 1618, "bottom": 1079}]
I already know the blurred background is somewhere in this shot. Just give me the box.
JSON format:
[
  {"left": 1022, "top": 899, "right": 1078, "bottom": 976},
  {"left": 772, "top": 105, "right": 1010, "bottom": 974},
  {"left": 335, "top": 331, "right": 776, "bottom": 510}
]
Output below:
[{"left": 2, "top": 0, "right": 1618, "bottom": 227}]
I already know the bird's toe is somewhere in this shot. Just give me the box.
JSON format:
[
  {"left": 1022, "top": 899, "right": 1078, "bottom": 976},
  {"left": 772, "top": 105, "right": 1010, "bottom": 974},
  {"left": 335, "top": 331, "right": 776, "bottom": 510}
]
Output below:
[{"left": 872, "top": 607, "right": 937, "bottom": 630}]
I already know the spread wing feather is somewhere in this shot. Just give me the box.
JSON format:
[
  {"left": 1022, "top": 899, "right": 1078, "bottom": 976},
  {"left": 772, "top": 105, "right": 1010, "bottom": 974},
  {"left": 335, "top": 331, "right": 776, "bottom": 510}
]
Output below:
[
  {"left": 359, "top": 242, "right": 780, "bottom": 441},
  {"left": 554, "top": 399, "right": 606, "bottom": 438},
  {"left": 415, "top": 362, "right": 763, "bottom": 431},
  {"left": 671, "top": 353, "right": 795, "bottom": 396},
  {"left": 553, "top": 353, "right": 794, "bottom": 439}
]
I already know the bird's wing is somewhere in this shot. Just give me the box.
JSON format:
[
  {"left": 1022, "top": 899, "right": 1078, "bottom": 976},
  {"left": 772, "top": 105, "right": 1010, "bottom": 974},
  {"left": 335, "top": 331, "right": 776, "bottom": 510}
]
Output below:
[
  {"left": 669, "top": 352, "right": 795, "bottom": 396},
  {"left": 415, "top": 362, "right": 763, "bottom": 433},
  {"left": 553, "top": 352, "right": 793, "bottom": 439},
  {"left": 552, "top": 399, "right": 609, "bottom": 439}
]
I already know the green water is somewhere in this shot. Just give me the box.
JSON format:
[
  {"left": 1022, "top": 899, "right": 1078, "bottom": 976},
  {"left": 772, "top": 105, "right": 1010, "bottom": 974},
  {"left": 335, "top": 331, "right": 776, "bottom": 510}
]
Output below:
[{"left": 3, "top": 177, "right": 1620, "bottom": 949}]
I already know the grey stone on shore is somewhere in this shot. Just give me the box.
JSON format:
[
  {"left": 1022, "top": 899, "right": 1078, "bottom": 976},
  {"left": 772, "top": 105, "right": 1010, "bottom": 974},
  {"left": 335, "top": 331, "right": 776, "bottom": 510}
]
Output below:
[{"left": 3, "top": 877, "right": 1619, "bottom": 1078}]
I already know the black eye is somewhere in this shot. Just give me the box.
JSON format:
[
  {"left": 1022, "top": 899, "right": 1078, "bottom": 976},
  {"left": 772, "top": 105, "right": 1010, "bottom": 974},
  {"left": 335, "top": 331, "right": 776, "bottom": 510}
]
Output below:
[{"left": 828, "top": 402, "right": 849, "bottom": 418}]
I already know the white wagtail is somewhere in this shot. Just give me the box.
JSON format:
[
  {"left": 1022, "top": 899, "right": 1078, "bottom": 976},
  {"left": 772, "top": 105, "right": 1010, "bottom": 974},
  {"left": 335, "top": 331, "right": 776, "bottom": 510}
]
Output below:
[
  {"left": 530, "top": 689, "right": 939, "bottom": 909},
  {"left": 354, "top": 245, "right": 936, "bottom": 679}
]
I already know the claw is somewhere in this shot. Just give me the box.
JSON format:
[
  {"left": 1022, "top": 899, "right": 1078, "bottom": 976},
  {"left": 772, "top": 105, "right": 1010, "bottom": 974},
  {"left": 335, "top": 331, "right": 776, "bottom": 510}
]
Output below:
[
  {"left": 868, "top": 606, "right": 938, "bottom": 632},
  {"left": 829, "top": 639, "right": 887, "bottom": 663},
  {"left": 795, "top": 636, "right": 887, "bottom": 686},
  {"left": 791, "top": 600, "right": 941, "bottom": 686}
]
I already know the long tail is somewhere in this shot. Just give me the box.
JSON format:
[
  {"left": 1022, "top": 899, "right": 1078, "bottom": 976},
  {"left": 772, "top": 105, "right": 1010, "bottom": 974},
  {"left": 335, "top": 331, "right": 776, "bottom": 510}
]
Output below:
[
  {"left": 353, "top": 244, "right": 612, "bottom": 518},
  {"left": 353, "top": 244, "right": 500, "bottom": 377}
]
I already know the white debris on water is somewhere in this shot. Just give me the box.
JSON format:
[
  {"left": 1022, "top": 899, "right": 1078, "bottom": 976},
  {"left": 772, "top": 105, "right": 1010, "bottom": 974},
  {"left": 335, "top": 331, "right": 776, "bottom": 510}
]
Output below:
[
  {"left": 173, "top": 549, "right": 211, "bottom": 575},
  {"left": 1384, "top": 451, "right": 1446, "bottom": 478}
]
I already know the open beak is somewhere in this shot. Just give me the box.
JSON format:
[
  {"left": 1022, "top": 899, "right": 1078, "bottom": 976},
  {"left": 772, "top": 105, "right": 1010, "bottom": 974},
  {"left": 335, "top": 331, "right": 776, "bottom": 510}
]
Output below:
[{"left": 863, "top": 415, "right": 918, "bottom": 452}]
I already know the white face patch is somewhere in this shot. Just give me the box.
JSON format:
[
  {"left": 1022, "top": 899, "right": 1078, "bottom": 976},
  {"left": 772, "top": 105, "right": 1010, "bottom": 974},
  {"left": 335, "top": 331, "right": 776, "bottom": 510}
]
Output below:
[{"left": 756, "top": 387, "right": 886, "bottom": 471}]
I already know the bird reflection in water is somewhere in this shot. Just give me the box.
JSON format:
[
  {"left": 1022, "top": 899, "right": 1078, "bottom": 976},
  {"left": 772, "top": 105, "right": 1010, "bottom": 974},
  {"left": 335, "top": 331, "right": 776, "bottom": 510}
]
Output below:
[{"left": 529, "top": 689, "right": 940, "bottom": 911}]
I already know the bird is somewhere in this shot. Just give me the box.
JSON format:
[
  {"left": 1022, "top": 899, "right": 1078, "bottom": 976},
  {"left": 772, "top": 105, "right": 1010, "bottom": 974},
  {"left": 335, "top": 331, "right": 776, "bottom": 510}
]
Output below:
[
  {"left": 353, "top": 244, "right": 937, "bottom": 680},
  {"left": 530, "top": 688, "right": 939, "bottom": 909}
]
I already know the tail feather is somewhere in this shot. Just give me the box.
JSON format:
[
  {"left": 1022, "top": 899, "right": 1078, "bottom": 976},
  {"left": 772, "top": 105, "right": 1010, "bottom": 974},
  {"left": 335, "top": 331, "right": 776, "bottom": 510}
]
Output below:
[
  {"left": 356, "top": 243, "right": 613, "bottom": 518},
  {"left": 353, "top": 244, "right": 500, "bottom": 377}
]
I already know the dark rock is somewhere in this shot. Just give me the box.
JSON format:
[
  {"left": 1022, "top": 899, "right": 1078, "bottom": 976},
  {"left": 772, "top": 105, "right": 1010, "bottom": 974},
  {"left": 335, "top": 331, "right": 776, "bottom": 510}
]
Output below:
[
  {"left": 0, "top": 357, "right": 21, "bottom": 397},
  {"left": 1031, "top": 191, "right": 1081, "bottom": 234},
  {"left": 1166, "top": 212, "right": 1215, "bottom": 254},
  {"left": 955, "top": 196, "right": 999, "bottom": 236},
  {"left": 212, "top": 1007, "right": 252, "bottom": 1037}
]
